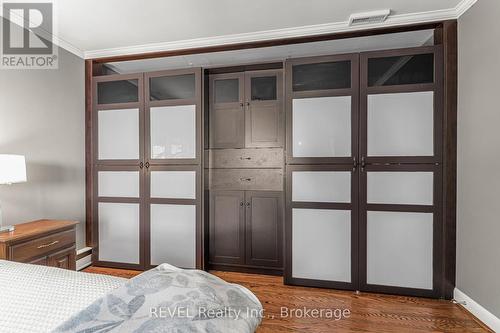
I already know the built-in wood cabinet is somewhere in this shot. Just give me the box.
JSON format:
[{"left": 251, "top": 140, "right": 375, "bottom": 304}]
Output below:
[
  {"left": 209, "top": 73, "right": 245, "bottom": 148},
  {"left": 207, "top": 67, "right": 285, "bottom": 275},
  {"left": 245, "top": 191, "right": 283, "bottom": 268},
  {"left": 209, "top": 191, "right": 246, "bottom": 265},
  {"left": 244, "top": 71, "right": 284, "bottom": 148},
  {"left": 209, "top": 190, "right": 283, "bottom": 270},
  {"left": 210, "top": 70, "right": 283, "bottom": 149}
]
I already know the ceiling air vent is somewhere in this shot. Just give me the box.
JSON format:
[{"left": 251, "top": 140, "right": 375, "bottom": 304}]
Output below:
[{"left": 348, "top": 9, "right": 391, "bottom": 26}]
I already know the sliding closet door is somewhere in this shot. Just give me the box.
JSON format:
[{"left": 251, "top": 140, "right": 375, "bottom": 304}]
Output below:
[
  {"left": 359, "top": 46, "right": 443, "bottom": 297},
  {"left": 144, "top": 69, "right": 202, "bottom": 269},
  {"left": 285, "top": 54, "right": 359, "bottom": 289},
  {"left": 93, "top": 73, "right": 145, "bottom": 269}
]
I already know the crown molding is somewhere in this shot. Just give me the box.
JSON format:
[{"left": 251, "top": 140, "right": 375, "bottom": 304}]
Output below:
[
  {"left": 78, "top": 0, "right": 475, "bottom": 60},
  {"left": 53, "top": 36, "right": 85, "bottom": 59},
  {"left": 455, "top": 0, "right": 478, "bottom": 17}
]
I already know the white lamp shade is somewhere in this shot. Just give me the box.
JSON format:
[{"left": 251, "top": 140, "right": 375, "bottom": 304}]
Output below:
[{"left": 0, "top": 155, "right": 27, "bottom": 184}]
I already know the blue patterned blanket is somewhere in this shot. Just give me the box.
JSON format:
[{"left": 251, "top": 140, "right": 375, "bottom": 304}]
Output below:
[{"left": 54, "top": 264, "right": 262, "bottom": 333}]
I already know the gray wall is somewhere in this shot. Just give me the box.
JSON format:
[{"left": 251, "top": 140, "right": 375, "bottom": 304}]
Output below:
[
  {"left": 0, "top": 47, "right": 86, "bottom": 249},
  {"left": 457, "top": 0, "right": 500, "bottom": 318}
]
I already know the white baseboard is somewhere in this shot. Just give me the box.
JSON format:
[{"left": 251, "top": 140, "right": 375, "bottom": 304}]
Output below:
[
  {"left": 76, "top": 254, "right": 92, "bottom": 271},
  {"left": 454, "top": 288, "right": 500, "bottom": 332},
  {"left": 76, "top": 247, "right": 92, "bottom": 256}
]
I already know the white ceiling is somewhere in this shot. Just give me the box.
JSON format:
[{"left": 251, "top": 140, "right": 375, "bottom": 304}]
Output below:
[{"left": 48, "top": 0, "right": 476, "bottom": 58}]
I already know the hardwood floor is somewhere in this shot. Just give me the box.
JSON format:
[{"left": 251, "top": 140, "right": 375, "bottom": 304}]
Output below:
[{"left": 83, "top": 266, "right": 491, "bottom": 333}]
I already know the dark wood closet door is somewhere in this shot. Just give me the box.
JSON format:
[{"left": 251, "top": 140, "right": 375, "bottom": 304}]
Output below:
[
  {"left": 143, "top": 68, "right": 203, "bottom": 270},
  {"left": 244, "top": 70, "right": 284, "bottom": 148},
  {"left": 209, "top": 73, "right": 245, "bottom": 148},
  {"left": 92, "top": 73, "right": 146, "bottom": 270},
  {"left": 209, "top": 190, "right": 246, "bottom": 265},
  {"left": 358, "top": 46, "right": 445, "bottom": 298},
  {"left": 245, "top": 191, "right": 283, "bottom": 268}
]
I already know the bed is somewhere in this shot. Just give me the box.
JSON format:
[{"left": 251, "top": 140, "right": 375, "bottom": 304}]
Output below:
[{"left": 0, "top": 260, "right": 262, "bottom": 333}]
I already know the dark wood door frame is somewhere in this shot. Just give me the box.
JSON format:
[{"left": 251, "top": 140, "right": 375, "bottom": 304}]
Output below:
[{"left": 85, "top": 22, "right": 457, "bottom": 297}]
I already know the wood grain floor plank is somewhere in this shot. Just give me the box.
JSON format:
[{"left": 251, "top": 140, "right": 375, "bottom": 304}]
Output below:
[{"left": 83, "top": 267, "right": 491, "bottom": 333}]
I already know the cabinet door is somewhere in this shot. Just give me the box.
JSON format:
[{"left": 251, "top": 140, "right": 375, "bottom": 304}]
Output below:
[
  {"left": 48, "top": 246, "right": 76, "bottom": 270},
  {"left": 245, "top": 191, "right": 283, "bottom": 268},
  {"left": 209, "top": 74, "right": 245, "bottom": 148},
  {"left": 209, "top": 190, "right": 245, "bottom": 265},
  {"left": 245, "top": 71, "right": 284, "bottom": 148}
]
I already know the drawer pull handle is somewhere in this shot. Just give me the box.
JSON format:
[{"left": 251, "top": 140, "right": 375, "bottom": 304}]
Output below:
[
  {"left": 37, "top": 240, "right": 59, "bottom": 249},
  {"left": 240, "top": 157, "right": 252, "bottom": 160},
  {"left": 240, "top": 177, "right": 253, "bottom": 182}
]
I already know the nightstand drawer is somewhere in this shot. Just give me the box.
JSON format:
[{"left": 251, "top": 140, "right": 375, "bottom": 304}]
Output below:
[{"left": 10, "top": 229, "right": 75, "bottom": 262}]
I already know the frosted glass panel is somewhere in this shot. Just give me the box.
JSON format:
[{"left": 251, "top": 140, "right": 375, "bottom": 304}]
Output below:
[
  {"left": 292, "top": 171, "right": 350, "bottom": 203},
  {"left": 98, "top": 109, "right": 139, "bottom": 160},
  {"left": 98, "top": 203, "right": 140, "bottom": 264},
  {"left": 98, "top": 171, "right": 139, "bottom": 198},
  {"left": 368, "top": 92, "right": 434, "bottom": 156},
  {"left": 151, "top": 171, "right": 196, "bottom": 199},
  {"left": 150, "top": 204, "right": 196, "bottom": 268},
  {"left": 367, "top": 211, "right": 433, "bottom": 289},
  {"left": 150, "top": 105, "right": 196, "bottom": 159},
  {"left": 293, "top": 96, "right": 351, "bottom": 157},
  {"left": 367, "top": 172, "right": 433, "bottom": 205},
  {"left": 292, "top": 209, "right": 351, "bottom": 282}
]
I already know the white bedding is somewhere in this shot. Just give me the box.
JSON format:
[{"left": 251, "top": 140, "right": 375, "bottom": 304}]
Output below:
[{"left": 0, "top": 260, "right": 127, "bottom": 333}]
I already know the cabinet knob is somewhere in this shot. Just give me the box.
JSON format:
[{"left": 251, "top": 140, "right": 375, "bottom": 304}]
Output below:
[
  {"left": 240, "top": 102, "right": 244, "bottom": 107},
  {"left": 240, "top": 202, "right": 244, "bottom": 206},
  {"left": 246, "top": 202, "right": 251, "bottom": 207},
  {"left": 139, "top": 162, "right": 144, "bottom": 169}
]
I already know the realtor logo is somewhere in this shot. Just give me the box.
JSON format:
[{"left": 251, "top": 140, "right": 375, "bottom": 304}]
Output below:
[{"left": 1, "top": 0, "right": 58, "bottom": 69}]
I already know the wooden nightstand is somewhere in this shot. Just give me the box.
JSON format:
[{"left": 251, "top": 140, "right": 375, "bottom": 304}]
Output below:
[{"left": 0, "top": 219, "right": 78, "bottom": 270}]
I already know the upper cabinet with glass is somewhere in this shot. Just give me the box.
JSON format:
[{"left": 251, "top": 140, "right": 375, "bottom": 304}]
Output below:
[
  {"left": 209, "top": 69, "right": 284, "bottom": 149},
  {"left": 286, "top": 54, "right": 358, "bottom": 164}
]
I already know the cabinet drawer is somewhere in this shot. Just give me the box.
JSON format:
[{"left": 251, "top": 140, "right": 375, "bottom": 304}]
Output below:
[
  {"left": 10, "top": 229, "right": 75, "bottom": 262},
  {"left": 210, "top": 169, "right": 283, "bottom": 191},
  {"left": 207, "top": 148, "right": 284, "bottom": 168}
]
